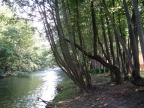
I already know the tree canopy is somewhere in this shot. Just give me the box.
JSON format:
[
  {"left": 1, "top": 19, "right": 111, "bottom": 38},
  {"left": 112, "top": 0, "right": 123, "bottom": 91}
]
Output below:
[{"left": 0, "top": 5, "right": 53, "bottom": 75}]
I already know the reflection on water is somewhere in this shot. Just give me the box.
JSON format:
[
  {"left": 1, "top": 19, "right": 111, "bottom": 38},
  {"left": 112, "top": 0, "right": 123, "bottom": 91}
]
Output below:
[{"left": 0, "top": 68, "right": 62, "bottom": 108}]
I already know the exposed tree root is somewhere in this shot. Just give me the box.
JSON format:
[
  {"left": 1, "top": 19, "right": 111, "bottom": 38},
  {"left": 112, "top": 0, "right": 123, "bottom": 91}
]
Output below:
[{"left": 131, "top": 77, "right": 144, "bottom": 86}]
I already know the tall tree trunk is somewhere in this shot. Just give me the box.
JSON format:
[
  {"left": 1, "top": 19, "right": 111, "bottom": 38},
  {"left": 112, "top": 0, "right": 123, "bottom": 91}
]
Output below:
[
  {"left": 106, "top": 16, "right": 115, "bottom": 82},
  {"left": 123, "top": 0, "right": 140, "bottom": 80},
  {"left": 118, "top": 15, "right": 129, "bottom": 80},
  {"left": 91, "top": 1, "right": 98, "bottom": 56},
  {"left": 132, "top": 0, "right": 144, "bottom": 62},
  {"left": 75, "top": 0, "right": 92, "bottom": 89},
  {"left": 100, "top": 13, "right": 111, "bottom": 64},
  {"left": 101, "top": 14, "right": 116, "bottom": 82},
  {"left": 54, "top": 0, "right": 89, "bottom": 91}
]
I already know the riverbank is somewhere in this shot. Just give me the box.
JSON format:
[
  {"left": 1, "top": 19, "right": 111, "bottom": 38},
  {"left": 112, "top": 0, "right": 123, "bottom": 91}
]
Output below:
[{"left": 49, "top": 73, "right": 144, "bottom": 108}]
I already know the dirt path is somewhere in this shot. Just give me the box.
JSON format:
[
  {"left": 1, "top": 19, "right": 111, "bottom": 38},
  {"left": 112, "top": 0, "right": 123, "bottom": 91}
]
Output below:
[{"left": 56, "top": 81, "right": 144, "bottom": 108}]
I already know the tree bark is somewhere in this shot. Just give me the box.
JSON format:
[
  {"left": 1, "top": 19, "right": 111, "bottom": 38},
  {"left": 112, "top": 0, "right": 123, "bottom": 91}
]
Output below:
[
  {"left": 65, "top": 38, "right": 123, "bottom": 84},
  {"left": 91, "top": 1, "right": 98, "bottom": 56},
  {"left": 123, "top": 0, "right": 140, "bottom": 79},
  {"left": 132, "top": 0, "right": 144, "bottom": 62}
]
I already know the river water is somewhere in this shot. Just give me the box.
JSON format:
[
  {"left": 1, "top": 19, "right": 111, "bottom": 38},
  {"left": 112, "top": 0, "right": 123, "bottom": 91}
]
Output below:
[{"left": 0, "top": 68, "right": 62, "bottom": 108}]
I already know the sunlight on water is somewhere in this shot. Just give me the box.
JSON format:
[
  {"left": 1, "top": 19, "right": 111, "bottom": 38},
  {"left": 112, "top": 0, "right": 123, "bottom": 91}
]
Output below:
[
  {"left": 34, "top": 68, "right": 62, "bottom": 108},
  {"left": 0, "top": 68, "right": 62, "bottom": 108}
]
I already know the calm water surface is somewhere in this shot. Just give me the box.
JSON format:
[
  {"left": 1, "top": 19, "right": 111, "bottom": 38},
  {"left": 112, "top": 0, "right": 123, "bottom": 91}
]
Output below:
[{"left": 0, "top": 68, "right": 62, "bottom": 108}]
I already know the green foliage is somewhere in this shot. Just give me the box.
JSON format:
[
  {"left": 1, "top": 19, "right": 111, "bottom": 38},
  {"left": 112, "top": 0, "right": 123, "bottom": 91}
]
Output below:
[
  {"left": 89, "top": 68, "right": 109, "bottom": 74},
  {"left": 0, "top": 5, "right": 54, "bottom": 74}
]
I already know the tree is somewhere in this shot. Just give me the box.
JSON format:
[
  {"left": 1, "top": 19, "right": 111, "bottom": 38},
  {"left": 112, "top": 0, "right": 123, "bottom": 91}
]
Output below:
[{"left": 4, "top": 0, "right": 144, "bottom": 89}]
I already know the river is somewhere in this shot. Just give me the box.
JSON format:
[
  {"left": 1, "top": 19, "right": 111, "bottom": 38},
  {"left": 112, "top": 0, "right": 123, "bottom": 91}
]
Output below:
[{"left": 0, "top": 68, "right": 62, "bottom": 108}]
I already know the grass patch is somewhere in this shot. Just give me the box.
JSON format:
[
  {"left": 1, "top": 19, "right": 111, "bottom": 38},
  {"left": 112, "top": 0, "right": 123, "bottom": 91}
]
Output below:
[
  {"left": 52, "top": 72, "right": 79, "bottom": 106},
  {"left": 51, "top": 73, "right": 112, "bottom": 108}
]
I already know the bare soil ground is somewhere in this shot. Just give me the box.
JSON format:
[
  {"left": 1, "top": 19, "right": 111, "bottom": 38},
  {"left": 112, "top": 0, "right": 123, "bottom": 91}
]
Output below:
[{"left": 54, "top": 74, "right": 144, "bottom": 108}]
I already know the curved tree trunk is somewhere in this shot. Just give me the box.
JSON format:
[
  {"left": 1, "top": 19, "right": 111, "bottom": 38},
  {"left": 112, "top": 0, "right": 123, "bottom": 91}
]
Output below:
[{"left": 65, "top": 38, "right": 123, "bottom": 84}]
